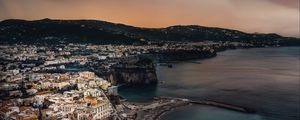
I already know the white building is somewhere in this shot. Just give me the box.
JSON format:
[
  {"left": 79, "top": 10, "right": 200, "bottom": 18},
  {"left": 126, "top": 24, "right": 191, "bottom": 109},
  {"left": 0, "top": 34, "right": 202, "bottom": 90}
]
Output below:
[
  {"left": 79, "top": 71, "right": 95, "bottom": 79},
  {"left": 84, "top": 89, "right": 103, "bottom": 97}
]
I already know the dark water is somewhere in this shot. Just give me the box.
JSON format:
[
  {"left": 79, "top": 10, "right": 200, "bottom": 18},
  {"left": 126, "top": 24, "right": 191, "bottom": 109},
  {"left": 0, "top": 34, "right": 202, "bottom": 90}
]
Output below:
[{"left": 118, "top": 47, "right": 300, "bottom": 120}]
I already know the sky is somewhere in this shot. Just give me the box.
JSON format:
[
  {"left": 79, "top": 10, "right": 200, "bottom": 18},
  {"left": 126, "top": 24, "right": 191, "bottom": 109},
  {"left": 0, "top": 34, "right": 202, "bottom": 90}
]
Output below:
[{"left": 0, "top": 0, "right": 299, "bottom": 37}]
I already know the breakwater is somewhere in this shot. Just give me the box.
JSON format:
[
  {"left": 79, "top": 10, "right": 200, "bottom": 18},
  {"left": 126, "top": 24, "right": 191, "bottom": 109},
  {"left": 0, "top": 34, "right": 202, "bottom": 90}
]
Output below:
[
  {"left": 190, "top": 100, "right": 255, "bottom": 113},
  {"left": 159, "top": 97, "right": 255, "bottom": 113},
  {"left": 124, "top": 97, "right": 256, "bottom": 120}
]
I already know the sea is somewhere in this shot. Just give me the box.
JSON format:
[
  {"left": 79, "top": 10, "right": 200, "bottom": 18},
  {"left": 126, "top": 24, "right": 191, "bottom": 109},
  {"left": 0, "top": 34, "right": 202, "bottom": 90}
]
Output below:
[{"left": 118, "top": 47, "right": 300, "bottom": 120}]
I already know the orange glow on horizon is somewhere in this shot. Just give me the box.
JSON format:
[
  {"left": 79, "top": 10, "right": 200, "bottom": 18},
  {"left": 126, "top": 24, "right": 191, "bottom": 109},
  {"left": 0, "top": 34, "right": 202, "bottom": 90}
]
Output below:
[{"left": 0, "top": 0, "right": 299, "bottom": 37}]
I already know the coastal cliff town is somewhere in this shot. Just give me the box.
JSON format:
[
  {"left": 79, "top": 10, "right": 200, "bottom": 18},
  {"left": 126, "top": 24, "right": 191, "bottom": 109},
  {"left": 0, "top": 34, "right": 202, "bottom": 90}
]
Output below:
[{"left": 0, "top": 41, "right": 279, "bottom": 120}]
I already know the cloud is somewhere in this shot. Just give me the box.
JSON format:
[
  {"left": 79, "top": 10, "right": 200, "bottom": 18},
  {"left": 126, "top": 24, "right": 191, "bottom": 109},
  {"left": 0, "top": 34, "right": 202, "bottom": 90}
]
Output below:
[{"left": 266, "top": 0, "right": 299, "bottom": 9}]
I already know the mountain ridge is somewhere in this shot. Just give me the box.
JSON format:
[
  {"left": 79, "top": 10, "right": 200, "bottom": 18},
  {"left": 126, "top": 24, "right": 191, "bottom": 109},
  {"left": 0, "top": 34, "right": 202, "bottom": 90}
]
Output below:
[{"left": 0, "top": 19, "right": 299, "bottom": 45}]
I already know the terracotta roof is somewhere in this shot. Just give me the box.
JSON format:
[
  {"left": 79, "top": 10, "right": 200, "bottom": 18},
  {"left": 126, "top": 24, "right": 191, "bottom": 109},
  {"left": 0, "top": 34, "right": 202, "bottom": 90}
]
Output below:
[
  {"left": 19, "top": 106, "right": 31, "bottom": 111},
  {"left": 0, "top": 107, "right": 11, "bottom": 113},
  {"left": 84, "top": 96, "right": 96, "bottom": 100},
  {"left": 35, "top": 90, "right": 51, "bottom": 95}
]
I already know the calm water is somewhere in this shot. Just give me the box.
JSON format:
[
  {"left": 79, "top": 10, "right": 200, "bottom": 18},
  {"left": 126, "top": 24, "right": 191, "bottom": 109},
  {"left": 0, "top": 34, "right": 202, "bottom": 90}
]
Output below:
[{"left": 118, "top": 47, "right": 300, "bottom": 120}]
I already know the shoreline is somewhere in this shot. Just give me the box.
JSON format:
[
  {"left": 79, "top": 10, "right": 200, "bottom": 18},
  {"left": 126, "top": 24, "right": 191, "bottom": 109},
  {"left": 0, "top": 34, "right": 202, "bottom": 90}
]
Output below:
[
  {"left": 154, "top": 103, "right": 191, "bottom": 120},
  {"left": 121, "top": 97, "right": 255, "bottom": 120}
]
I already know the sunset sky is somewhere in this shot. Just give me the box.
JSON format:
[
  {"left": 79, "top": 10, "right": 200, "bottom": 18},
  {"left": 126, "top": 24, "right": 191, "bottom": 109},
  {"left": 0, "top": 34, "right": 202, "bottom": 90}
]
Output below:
[{"left": 0, "top": 0, "right": 299, "bottom": 37}]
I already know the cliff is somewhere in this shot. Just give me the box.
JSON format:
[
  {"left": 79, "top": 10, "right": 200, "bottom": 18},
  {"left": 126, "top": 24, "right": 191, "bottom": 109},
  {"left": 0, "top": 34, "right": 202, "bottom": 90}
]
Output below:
[{"left": 110, "top": 57, "right": 157, "bottom": 85}]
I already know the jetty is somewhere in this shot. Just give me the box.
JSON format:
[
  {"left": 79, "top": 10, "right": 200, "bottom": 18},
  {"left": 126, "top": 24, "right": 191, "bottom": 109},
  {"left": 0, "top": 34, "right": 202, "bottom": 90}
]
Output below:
[
  {"left": 120, "top": 97, "right": 255, "bottom": 120},
  {"left": 190, "top": 100, "right": 255, "bottom": 113},
  {"left": 158, "top": 97, "right": 254, "bottom": 113}
]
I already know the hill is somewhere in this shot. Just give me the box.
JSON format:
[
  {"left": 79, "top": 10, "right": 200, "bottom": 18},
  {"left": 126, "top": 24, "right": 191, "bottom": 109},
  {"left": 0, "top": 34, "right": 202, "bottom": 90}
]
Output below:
[{"left": 0, "top": 19, "right": 299, "bottom": 45}]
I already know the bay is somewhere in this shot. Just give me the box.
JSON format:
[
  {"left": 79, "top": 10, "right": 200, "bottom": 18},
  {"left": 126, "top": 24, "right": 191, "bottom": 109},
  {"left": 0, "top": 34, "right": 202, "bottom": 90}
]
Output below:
[{"left": 119, "top": 47, "right": 300, "bottom": 120}]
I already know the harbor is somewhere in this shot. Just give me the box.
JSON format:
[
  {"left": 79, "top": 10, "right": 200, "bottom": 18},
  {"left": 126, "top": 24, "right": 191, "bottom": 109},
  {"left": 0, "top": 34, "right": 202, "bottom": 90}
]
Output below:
[
  {"left": 119, "top": 97, "right": 255, "bottom": 120},
  {"left": 118, "top": 47, "right": 300, "bottom": 120}
]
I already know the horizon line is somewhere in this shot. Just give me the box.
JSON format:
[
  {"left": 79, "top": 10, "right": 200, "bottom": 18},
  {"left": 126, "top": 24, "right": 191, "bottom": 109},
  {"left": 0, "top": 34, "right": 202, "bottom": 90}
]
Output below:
[{"left": 1, "top": 17, "right": 299, "bottom": 39}]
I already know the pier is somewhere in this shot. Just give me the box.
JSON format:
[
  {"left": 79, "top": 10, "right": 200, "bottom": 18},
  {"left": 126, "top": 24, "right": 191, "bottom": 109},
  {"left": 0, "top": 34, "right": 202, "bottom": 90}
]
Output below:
[
  {"left": 158, "top": 97, "right": 255, "bottom": 113},
  {"left": 120, "top": 97, "right": 255, "bottom": 120},
  {"left": 190, "top": 100, "right": 255, "bottom": 113}
]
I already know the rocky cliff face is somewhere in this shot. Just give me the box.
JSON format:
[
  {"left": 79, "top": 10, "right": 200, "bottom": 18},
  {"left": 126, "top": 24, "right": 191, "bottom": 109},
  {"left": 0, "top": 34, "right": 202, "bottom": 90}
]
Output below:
[
  {"left": 106, "top": 49, "right": 218, "bottom": 85},
  {"left": 110, "top": 57, "right": 157, "bottom": 85}
]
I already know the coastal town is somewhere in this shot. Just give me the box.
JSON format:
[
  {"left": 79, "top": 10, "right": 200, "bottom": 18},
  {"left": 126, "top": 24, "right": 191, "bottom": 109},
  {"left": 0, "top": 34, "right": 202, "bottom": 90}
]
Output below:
[
  {"left": 0, "top": 0, "right": 299, "bottom": 119},
  {"left": 0, "top": 41, "right": 278, "bottom": 120}
]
